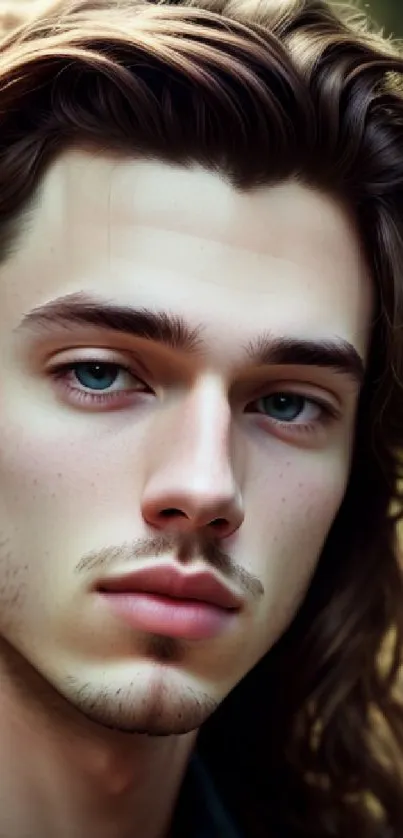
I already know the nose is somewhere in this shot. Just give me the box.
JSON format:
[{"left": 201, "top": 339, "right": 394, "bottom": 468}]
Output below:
[{"left": 141, "top": 382, "right": 244, "bottom": 539}]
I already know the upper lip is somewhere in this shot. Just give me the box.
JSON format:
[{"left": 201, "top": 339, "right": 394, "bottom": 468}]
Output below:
[{"left": 97, "top": 564, "right": 242, "bottom": 611}]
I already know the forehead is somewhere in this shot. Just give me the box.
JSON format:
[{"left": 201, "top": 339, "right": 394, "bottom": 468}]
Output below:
[{"left": 0, "top": 149, "right": 373, "bottom": 360}]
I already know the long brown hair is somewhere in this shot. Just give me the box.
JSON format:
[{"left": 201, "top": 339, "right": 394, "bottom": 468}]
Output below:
[{"left": 0, "top": 0, "right": 402, "bottom": 835}]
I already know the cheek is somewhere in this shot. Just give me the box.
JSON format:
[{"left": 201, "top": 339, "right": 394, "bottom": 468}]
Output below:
[
  {"left": 252, "top": 451, "right": 348, "bottom": 542},
  {"left": 0, "top": 423, "right": 142, "bottom": 629},
  {"left": 243, "top": 454, "right": 349, "bottom": 649},
  {"left": 0, "top": 424, "right": 145, "bottom": 613},
  {"left": 0, "top": 419, "right": 141, "bottom": 521}
]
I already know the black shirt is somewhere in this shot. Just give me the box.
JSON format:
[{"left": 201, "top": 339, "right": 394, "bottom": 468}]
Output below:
[
  {"left": 171, "top": 758, "right": 398, "bottom": 838},
  {"left": 172, "top": 755, "right": 242, "bottom": 837}
]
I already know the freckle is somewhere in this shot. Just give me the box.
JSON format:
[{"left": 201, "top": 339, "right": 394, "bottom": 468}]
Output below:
[{"left": 57, "top": 473, "right": 62, "bottom": 478}]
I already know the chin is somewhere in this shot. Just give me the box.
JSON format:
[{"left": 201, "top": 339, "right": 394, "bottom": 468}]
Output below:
[{"left": 54, "top": 653, "right": 221, "bottom": 736}]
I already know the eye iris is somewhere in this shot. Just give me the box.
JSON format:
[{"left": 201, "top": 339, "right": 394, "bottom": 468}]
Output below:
[
  {"left": 74, "top": 363, "right": 118, "bottom": 391},
  {"left": 264, "top": 393, "right": 305, "bottom": 421}
]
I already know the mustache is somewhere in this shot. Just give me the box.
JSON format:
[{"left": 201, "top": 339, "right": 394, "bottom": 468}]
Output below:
[{"left": 75, "top": 532, "right": 264, "bottom": 600}]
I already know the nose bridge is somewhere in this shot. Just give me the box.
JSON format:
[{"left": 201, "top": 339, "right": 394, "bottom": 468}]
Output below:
[
  {"left": 180, "top": 379, "right": 233, "bottom": 474},
  {"left": 141, "top": 379, "right": 244, "bottom": 533}
]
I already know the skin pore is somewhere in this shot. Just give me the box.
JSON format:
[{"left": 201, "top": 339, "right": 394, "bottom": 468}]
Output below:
[{"left": 0, "top": 149, "right": 372, "bottom": 838}]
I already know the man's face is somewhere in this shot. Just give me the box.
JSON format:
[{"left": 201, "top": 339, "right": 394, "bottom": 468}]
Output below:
[{"left": 0, "top": 151, "right": 372, "bottom": 734}]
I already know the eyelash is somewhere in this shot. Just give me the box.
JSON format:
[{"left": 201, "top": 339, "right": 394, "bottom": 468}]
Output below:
[
  {"left": 50, "top": 360, "right": 148, "bottom": 407},
  {"left": 49, "top": 360, "right": 337, "bottom": 434}
]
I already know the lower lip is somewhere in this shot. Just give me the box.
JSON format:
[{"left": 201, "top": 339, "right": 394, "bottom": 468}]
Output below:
[{"left": 100, "top": 592, "right": 236, "bottom": 641}]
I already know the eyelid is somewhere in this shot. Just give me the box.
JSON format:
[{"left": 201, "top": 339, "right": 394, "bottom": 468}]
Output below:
[
  {"left": 46, "top": 352, "right": 341, "bottom": 413},
  {"left": 248, "top": 395, "right": 336, "bottom": 428},
  {"left": 47, "top": 356, "right": 341, "bottom": 438},
  {"left": 47, "top": 348, "right": 150, "bottom": 379},
  {"left": 247, "top": 380, "right": 341, "bottom": 415}
]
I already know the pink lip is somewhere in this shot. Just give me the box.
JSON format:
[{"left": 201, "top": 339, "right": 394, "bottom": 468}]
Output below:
[
  {"left": 97, "top": 565, "right": 242, "bottom": 609},
  {"left": 96, "top": 564, "right": 242, "bottom": 641}
]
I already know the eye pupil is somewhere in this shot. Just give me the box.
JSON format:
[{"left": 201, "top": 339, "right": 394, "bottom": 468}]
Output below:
[
  {"left": 75, "top": 362, "right": 118, "bottom": 391},
  {"left": 264, "top": 393, "right": 304, "bottom": 421}
]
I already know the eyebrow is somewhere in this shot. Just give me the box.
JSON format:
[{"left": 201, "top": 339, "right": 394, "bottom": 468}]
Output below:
[{"left": 16, "top": 291, "right": 365, "bottom": 385}]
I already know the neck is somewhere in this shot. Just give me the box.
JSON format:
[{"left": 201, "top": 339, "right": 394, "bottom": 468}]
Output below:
[{"left": 0, "top": 645, "right": 196, "bottom": 838}]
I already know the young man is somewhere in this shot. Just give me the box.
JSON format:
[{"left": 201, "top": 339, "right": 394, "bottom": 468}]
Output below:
[{"left": 0, "top": 0, "right": 401, "bottom": 836}]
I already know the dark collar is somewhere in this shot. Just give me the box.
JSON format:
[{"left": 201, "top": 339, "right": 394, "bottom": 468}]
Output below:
[{"left": 171, "top": 754, "right": 242, "bottom": 837}]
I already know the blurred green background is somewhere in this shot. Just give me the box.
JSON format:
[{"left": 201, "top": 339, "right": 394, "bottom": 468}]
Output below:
[
  {"left": 363, "top": 1, "right": 403, "bottom": 36},
  {"left": 5, "top": 0, "right": 403, "bottom": 37}
]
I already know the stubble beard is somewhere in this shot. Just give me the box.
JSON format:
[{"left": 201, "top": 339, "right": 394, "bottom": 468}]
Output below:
[{"left": 59, "top": 633, "right": 219, "bottom": 736}]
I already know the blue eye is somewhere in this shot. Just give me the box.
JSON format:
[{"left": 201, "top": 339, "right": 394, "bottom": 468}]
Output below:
[
  {"left": 257, "top": 393, "right": 307, "bottom": 422},
  {"left": 73, "top": 362, "right": 120, "bottom": 391}
]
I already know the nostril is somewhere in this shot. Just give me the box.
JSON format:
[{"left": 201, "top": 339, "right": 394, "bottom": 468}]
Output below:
[
  {"left": 160, "top": 509, "right": 187, "bottom": 519},
  {"left": 211, "top": 518, "right": 227, "bottom": 529}
]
